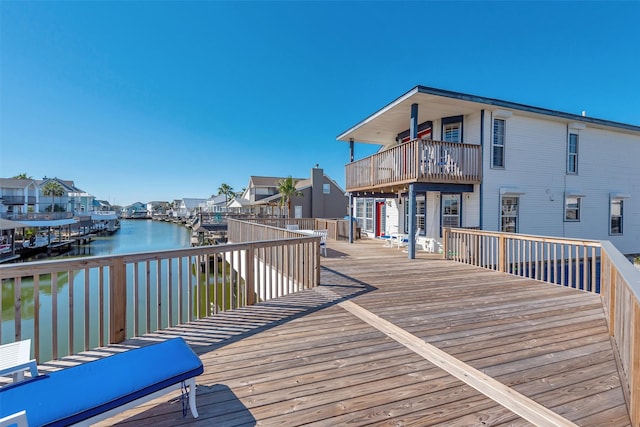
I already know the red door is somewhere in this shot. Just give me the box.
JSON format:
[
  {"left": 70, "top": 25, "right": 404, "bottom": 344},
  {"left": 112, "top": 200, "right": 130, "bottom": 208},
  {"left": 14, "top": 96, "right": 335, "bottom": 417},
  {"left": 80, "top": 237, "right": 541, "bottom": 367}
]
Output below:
[{"left": 375, "top": 202, "right": 385, "bottom": 237}]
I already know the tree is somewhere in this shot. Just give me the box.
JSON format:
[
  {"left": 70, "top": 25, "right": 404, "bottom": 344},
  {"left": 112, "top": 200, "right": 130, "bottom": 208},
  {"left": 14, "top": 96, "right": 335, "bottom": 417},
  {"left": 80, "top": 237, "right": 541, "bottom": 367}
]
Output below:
[
  {"left": 42, "top": 180, "right": 65, "bottom": 213},
  {"left": 217, "top": 183, "right": 234, "bottom": 206},
  {"left": 277, "top": 176, "right": 302, "bottom": 218},
  {"left": 12, "top": 173, "right": 31, "bottom": 179}
]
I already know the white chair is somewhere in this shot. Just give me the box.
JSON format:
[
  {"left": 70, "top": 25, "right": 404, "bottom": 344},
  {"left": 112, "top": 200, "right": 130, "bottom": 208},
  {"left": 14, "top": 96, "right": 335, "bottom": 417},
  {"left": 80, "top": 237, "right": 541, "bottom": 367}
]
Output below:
[
  {"left": 313, "top": 229, "right": 328, "bottom": 256},
  {"left": 0, "top": 339, "right": 38, "bottom": 384}
]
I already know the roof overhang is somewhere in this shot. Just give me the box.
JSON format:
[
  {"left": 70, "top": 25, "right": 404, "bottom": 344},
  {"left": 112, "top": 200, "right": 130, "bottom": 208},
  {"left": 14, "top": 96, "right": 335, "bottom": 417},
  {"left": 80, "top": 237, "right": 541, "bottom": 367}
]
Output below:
[
  {"left": 16, "top": 219, "right": 79, "bottom": 227},
  {"left": 337, "top": 85, "right": 640, "bottom": 146}
]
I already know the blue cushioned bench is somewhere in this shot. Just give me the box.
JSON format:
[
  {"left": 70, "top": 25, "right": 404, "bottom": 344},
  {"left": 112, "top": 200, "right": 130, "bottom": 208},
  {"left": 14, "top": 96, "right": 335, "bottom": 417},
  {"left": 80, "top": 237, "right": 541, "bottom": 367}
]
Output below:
[{"left": 0, "top": 337, "right": 203, "bottom": 427}]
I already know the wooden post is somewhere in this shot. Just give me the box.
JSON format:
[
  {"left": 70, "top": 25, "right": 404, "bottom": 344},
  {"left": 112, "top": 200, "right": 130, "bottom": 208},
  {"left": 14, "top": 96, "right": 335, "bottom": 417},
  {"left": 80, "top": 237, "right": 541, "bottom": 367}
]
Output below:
[
  {"left": 442, "top": 228, "right": 449, "bottom": 259},
  {"left": 245, "top": 245, "right": 256, "bottom": 305},
  {"left": 498, "top": 235, "right": 506, "bottom": 273},
  {"left": 631, "top": 298, "right": 640, "bottom": 427},
  {"left": 109, "top": 257, "right": 127, "bottom": 344},
  {"left": 609, "top": 257, "right": 617, "bottom": 335}
]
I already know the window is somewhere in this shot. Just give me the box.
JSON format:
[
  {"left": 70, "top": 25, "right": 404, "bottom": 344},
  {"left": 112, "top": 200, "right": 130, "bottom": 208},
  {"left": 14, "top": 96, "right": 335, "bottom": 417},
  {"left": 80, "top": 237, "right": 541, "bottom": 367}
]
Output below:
[
  {"left": 323, "top": 183, "right": 330, "bottom": 194},
  {"left": 564, "top": 196, "right": 581, "bottom": 221},
  {"left": 403, "top": 195, "right": 425, "bottom": 234},
  {"left": 442, "top": 194, "right": 461, "bottom": 229},
  {"left": 492, "top": 118, "right": 505, "bottom": 168},
  {"left": 442, "top": 116, "right": 463, "bottom": 142},
  {"left": 567, "top": 133, "right": 579, "bottom": 174},
  {"left": 501, "top": 196, "right": 518, "bottom": 233},
  {"left": 610, "top": 199, "right": 623, "bottom": 235}
]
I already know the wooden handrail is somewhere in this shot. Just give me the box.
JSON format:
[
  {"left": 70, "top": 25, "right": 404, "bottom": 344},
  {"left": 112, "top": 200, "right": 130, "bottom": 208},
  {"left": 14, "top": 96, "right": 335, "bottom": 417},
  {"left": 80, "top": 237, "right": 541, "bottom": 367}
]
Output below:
[
  {"left": 444, "top": 228, "right": 640, "bottom": 426},
  {"left": 0, "top": 220, "right": 320, "bottom": 364}
]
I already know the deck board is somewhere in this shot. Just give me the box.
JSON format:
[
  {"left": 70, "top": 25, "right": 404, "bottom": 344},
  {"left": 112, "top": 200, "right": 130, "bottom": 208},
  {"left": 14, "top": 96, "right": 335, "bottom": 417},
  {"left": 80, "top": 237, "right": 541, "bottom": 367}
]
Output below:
[{"left": 78, "top": 237, "right": 630, "bottom": 426}]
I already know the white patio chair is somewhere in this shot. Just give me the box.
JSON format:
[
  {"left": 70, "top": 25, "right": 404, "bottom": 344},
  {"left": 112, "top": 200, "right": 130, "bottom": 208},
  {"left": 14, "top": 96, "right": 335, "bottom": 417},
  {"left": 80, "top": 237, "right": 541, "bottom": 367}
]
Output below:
[
  {"left": 0, "top": 339, "right": 38, "bottom": 384},
  {"left": 313, "top": 229, "right": 328, "bottom": 256}
]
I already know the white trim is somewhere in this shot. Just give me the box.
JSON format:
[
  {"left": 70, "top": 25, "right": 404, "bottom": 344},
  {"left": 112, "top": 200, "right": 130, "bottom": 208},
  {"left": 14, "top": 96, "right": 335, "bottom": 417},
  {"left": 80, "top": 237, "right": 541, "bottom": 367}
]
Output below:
[
  {"left": 610, "top": 192, "right": 630, "bottom": 199},
  {"left": 568, "top": 122, "right": 586, "bottom": 130},
  {"left": 499, "top": 187, "right": 525, "bottom": 196},
  {"left": 565, "top": 190, "right": 586, "bottom": 197},
  {"left": 493, "top": 109, "right": 513, "bottom": 119}
]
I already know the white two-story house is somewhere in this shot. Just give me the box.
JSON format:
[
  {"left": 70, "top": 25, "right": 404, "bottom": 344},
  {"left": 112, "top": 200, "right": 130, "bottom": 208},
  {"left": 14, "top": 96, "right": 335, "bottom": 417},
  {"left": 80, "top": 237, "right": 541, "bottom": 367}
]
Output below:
[{"left": 338, "top": 85, "right": 640, "bottom": 257}]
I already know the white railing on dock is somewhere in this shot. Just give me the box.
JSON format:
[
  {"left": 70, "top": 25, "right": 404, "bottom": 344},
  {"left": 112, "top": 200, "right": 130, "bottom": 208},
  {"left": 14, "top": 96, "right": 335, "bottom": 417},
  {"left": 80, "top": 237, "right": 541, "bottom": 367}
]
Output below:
[
  {"left": 443, "top": 228, "right": 640, "bottom": 426},
  {"left": 0, "top": 225, "right": 320, "bottom": 364}
]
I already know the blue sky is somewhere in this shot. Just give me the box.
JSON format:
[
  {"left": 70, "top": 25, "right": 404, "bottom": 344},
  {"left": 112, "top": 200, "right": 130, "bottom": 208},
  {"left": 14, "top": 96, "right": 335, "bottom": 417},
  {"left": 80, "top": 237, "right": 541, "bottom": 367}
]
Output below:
[{"left": 1, "top": 1, "right": 639, "bottom": 206}]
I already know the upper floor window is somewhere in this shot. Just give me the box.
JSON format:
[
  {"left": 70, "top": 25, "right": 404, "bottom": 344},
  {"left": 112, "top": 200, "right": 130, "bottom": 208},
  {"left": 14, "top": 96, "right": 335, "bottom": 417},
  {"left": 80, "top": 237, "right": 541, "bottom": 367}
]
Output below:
[
  {"left": 442, "top": 116, "right": 463, "bottom": 143},
  {"left": 492, "top": 118, "right": 506, "bottom": 168},
  {"left": 567, "top": 133, "right": 579, "bottom": 174},
  {"left": 610, "top": 198, "right": 624, "bottom": 235},
  {"left": 323, "top": 183, "right": 330, "bottom": 194},
  {"left": 564, "top": 196, "right": 581, "bottom": 221}
]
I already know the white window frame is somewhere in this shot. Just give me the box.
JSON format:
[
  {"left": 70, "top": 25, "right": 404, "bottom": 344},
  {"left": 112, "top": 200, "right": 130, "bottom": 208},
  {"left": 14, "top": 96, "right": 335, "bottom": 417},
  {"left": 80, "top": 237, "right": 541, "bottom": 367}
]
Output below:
[
  {"left": 609, "top": 198, "right": 624, "bottom": 235},
  {"left": 500, "top": 196, "right": 519, "bottom": 233},
  {"left": 323, "top": 183, "right": 330, "bottom": 194},
  {"left": 492, "top": 118, "right": 506, "bottom": 169},
  {"left": 443, "top": 122, "right": 461, "bottom": 142},
  {"left": 564, "top": 196, "right": 581, "bottom": 221},
  {"left": 441, "top": 194, "right": 461, "bottom": 231},
  {"left": 567, "top": 133, "right": 579, "bottom": 174}
]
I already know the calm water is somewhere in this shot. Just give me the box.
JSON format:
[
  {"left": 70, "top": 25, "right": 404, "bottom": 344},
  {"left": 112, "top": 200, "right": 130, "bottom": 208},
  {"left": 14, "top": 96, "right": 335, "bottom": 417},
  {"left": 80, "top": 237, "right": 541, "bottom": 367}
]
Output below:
[
  {"left": 25, "top": 219, "right": 191, "bottom": 261},
  {"left": 3, "top": 220, "right": 192, "bottom": 361}
]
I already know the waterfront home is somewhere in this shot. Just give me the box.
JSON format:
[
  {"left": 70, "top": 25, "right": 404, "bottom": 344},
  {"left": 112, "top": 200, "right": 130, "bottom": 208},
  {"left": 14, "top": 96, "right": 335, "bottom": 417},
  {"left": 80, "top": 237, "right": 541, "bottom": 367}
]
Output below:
[
  {"left": 121, "top": 202, "right": 149, "bottom": 219},
  {"left": 201, "top": 194, "right": 228, "bottom": 213},
  {"left": 338, "top": 85, "right": 640, "bottom": 256},
  {"left": 232, "top": 166, "right": 348, "bottom": 218},
  {"left": 172, "top": 198, "right": 208, "bottom": 219},
  {"left": 0, "top": 178, "right": 39, "bottom": 217},
  {"left": 146, "top": 200, "right": 171, "bottom": 217}
]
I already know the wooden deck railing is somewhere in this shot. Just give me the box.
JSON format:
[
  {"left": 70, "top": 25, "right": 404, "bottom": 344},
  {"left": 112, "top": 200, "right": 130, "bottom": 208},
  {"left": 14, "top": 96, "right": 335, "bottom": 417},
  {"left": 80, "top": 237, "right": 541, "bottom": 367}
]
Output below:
[
  {"left": 345, "top": 139, "right": 482, "bottom": 192},
  {"left": 0, "top": 224, "right": 320, "bottom": 364},
  {"left": 235, "top": 218, "right": 356, "bottom": 241},
  {"left": 443, "top": 228, "right": 640, "bottom": 426}
]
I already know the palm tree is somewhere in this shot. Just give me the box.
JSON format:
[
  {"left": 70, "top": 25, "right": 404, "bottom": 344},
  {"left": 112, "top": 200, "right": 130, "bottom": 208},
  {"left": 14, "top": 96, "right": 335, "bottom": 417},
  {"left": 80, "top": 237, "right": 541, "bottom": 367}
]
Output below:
[
  {"left": 12, "top": 173, "right": 31, "bottom": 179},
  {"left": 217, "top": 183, "right": 234, "bottom": 207},
  {"left": 277, "top": 176, "right": 302, "bottom": 218},
  {"left": 42, "top": 180, "right": 65, "bottom": 213}
]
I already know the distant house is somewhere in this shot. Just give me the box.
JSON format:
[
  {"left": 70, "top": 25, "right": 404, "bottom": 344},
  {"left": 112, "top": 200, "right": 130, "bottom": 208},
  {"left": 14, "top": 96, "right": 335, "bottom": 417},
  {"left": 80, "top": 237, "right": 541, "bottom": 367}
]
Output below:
[
  {"left": 339, "top": 85, "right": 640, "bottom": 255},
  {"left": 122, "top": 202, "right": 148, "bottom": 219},
  {"left": 202, "top": 194, "right": 228, "bottom": 213},
  {"left": 0, "top": 178, "right": 39, "bottom": 217},
  {"left": 233, "top": 167, "right": 348, "bottom": 218},
  {"left": 147, "top": 201, "right": 171, "bottom": 216},
  {"left": 173, "top": 198, "right": 207, "bottom": 218}
]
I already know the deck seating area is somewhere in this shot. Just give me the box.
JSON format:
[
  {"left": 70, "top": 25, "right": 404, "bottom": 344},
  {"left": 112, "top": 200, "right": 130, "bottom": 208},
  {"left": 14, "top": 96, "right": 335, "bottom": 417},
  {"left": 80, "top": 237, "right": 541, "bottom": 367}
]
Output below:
[{"left": 34, "top": 238, "right": 630, "bottom": 426}]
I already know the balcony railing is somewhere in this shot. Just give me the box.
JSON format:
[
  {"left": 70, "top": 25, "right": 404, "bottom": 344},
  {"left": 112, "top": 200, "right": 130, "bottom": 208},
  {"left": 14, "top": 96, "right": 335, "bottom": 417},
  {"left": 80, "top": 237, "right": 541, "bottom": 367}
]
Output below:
[
  {"left": 442, "top": 228, "right": 640, "bottom": 426},
  {"left": 1, "top": 212, "right": 74, "bottom": 221},
  {"left": 0, "top": 196, "right": 36, "bottom": 205},
  {"left": 346, "top": 139, "right": 482, "bottom": 193}
]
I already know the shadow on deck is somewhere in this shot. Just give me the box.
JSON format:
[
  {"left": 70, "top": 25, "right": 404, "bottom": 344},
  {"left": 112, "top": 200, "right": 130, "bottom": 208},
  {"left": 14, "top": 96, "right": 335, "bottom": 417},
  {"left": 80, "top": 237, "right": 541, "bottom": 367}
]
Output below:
[{"left": 80, "top": 238, "right": 629, "bottom": 426}]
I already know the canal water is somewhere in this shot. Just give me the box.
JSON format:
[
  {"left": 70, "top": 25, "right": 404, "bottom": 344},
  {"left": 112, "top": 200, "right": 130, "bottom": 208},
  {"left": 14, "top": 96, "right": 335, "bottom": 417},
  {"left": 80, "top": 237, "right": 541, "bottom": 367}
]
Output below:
[
  {"left": 2, "top": 220, "right": 192, "bottom": 361},
  {"left": 24, "top": 219, "right": 191, "bottom": 261}
]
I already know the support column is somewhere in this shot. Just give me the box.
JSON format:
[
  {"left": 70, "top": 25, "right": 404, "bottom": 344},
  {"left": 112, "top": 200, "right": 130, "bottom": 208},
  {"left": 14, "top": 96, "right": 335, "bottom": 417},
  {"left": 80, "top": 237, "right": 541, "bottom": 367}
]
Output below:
[
  {"left": 408, "top": 184, "right": 416, "bottom": 259},
  {"left": 410, "top": 103, "right": 419, "bottom": 140},
  {"left": 349, "top": 139, "right": 355, "bottom": 244}
]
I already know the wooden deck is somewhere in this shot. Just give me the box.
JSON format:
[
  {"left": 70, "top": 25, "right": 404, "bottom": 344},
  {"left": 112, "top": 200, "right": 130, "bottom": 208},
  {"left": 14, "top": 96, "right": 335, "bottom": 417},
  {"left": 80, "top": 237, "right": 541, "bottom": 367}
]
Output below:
[{"left": 72, "top": 238, "right": 629, "bottom": 426}]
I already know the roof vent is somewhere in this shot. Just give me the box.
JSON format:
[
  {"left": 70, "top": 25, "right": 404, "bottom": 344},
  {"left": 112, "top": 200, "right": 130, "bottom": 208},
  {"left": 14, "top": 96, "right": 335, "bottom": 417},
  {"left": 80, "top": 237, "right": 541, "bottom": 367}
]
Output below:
[{"left": 581, "top": 111, "right": 587, "bottom": 117}]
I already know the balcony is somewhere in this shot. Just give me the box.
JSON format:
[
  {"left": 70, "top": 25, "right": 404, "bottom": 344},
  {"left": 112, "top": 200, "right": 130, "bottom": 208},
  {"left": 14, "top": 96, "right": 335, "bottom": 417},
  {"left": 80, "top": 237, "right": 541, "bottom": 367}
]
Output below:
[
  {"left": 0, "top": 196, "right": 36, "bottom": 205},
  {"left": 345, "top": 139, "right": 482, "bottom": 194}
]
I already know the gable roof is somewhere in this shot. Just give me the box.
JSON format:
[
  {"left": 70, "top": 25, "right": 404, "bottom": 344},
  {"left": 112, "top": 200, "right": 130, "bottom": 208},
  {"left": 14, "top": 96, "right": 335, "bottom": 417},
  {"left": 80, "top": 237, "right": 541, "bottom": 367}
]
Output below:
[
  {"left": 337, "top": 85, "right": 640, "bottom": 145},
  {"left": 0, "top": 178, "right": 38, "bottom": 189}
]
